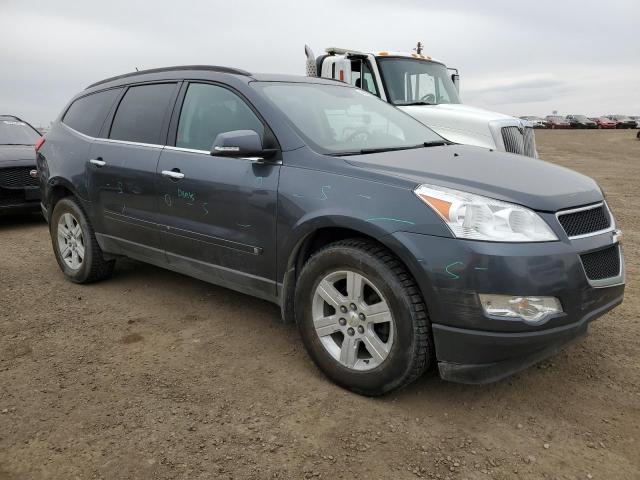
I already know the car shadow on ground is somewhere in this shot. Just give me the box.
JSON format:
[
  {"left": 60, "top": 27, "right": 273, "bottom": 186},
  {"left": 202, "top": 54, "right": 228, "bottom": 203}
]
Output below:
[{"left": 0, "top": 213, "right": 46, "bottom": 230}]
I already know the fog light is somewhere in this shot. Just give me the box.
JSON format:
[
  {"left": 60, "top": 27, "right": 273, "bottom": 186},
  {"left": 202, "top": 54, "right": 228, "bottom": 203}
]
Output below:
[{"left": 479, "top": 294, "right": 562, "bottom": 323}]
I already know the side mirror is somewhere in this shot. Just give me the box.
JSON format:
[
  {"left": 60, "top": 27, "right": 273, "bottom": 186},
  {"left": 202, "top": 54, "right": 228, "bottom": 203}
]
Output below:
[
  {"left": 451, "top": 73, "right": 460, "bottom": 93},
  {"left": 211, "top": 130, "right": 277, "bottom": 162}
]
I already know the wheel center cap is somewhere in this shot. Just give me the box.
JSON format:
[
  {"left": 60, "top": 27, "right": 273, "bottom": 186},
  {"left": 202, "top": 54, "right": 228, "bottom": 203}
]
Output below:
[{"left": 347, "top": 311, "right": 359, "bottom": 327}]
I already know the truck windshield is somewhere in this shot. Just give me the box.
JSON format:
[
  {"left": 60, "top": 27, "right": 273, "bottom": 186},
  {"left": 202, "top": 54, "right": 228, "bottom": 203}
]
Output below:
[
  {"left": 0, "top": 120, "right": 41, "bottom": 145},
  {"left": 377, "top": 58, "right": 460, "bottom": 106},
  {"left": 255, "top": 82, "right": 444, "bottom": 155}
]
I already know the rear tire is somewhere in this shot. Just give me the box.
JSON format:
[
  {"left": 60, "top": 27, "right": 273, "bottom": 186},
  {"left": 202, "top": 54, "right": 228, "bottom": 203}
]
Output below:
[
  {"left": 295, "top": 239, "right": 431, "bottom": 396},
  {"left": 50, "top": 197, "right": 115, "bottom": 283}
]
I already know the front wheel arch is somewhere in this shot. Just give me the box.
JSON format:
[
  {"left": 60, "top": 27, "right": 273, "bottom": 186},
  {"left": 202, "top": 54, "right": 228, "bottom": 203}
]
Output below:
[{"left": 280, "top": 226, "right": 435, "bottom": 329}]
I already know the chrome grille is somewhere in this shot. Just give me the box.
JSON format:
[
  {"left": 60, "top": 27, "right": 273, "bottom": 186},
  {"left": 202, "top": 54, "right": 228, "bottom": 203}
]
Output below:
[
  {"left": 557, "top": 203, "right": 611, "bottom": 238},
  {"left": 501, "top": 126, "right": 536, "bottom": 157},
  {"left": 580, "top": 245, "right": 620, "bottom": 281},
  {"left": 0, "top": 167, "right": 38, "bottom": 188}
]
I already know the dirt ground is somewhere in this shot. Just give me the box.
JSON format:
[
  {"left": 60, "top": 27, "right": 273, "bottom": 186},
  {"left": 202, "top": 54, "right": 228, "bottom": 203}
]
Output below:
[{"left": 1, "top": 130, "right": 638, "bottom": 480}]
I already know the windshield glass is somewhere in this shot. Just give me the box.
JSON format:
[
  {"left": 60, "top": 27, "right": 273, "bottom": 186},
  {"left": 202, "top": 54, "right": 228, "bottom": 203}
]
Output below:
[
  {"left": 256, "top": 82, "right": 443, "bottom": 155},
  {"left": 377, "top": 58, "right": 460, "bottom": 106},
  {"left": 0, "top": 119, "right": 41, "bottom": 145},
  {"left": 572, "top": 115, "right": 588, "bottom": 121}
]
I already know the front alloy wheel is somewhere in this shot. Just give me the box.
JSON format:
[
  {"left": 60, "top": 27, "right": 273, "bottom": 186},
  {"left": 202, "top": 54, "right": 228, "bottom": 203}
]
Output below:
[
  {"left": 296, "top": 239, "right": 432, "bottom": 396},
  {"left": 312, "top": 270, "right": 395, "bottom": 371}
]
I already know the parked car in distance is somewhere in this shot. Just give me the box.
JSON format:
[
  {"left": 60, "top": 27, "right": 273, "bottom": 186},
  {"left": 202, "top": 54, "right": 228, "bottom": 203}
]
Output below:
[
  {"left": 545, "top": 115, "right": 571, "bottom": 129},
  {"left": 0, "top": 115, "right": 42, "bottom": 214},
  {"left": 520, "top": 116, "right": 548, "bottom": 128},
  {"left": 606, "top": 115, "right": 637, "bottom": 129},
  {"left": 629, "top": 116, "right": 640, "bottom": 128},
  {"left": 589, "top": 117, "right": 617, "bottom": 129},
  {"left": 38, "top": 66, "right": 625, "bottom": 395},
  {"left": 566, "top": 115, "right": 597, "bottom": 129}
]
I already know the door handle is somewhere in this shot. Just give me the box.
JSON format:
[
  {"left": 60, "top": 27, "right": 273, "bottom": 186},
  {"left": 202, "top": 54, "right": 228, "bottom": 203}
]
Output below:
[
  {"left": 89, "top": 158, "right": 106, "bottom": 167},
  {"left": 161, "top": 169, "right": 185, "bottom": 180}
]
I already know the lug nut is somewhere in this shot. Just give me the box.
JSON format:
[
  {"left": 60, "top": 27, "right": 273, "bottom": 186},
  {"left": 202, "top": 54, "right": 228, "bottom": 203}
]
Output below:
[
  {"left": 350, "top": 303, "right": 357, "bottom": 311},
  {"left": 358, "top": 313, "right": 365, "bottom": 321},
  {"left": 339, "top": 318, "right": 346, "bottom": 326},
  {"left": 347, "top": 327, "right": 355, "bottom": 336},
  {"left": 340, "top": 305, "right": 348, "bottom": 313},
  {"left": 357, "top": 325, "right": 364, "bottom": 334}
]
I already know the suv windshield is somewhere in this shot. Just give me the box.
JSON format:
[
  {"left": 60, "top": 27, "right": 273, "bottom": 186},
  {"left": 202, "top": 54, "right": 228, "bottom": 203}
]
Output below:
[
  {"left": 377, "top": 58, "right": 460, "bottom": 106},
  {"left": 256, "top": 82, "right": 444, "bottom": 155},
  {"left": 0, "top": 119, "right": 41, "bottom": 145}
]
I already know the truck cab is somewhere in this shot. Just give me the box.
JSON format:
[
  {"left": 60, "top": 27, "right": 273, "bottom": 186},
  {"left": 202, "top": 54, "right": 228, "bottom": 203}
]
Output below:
[{"left": 305, "top": 45, "right": 537, "bottom": 157}]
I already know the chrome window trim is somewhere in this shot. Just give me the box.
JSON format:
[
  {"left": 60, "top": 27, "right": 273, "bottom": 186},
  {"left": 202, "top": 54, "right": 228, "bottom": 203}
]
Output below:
[
  {"left": 556, "top": 201, "right": 615, "bottom": 240},
  {"left": 96, "top": 137, "right": 164, "bottom": 149},
  {"left": 61, "top": 122, "right": 164, "bottom": 149},
  {"left": 164, "top": 145, "right": 210, "bottom": 155}
]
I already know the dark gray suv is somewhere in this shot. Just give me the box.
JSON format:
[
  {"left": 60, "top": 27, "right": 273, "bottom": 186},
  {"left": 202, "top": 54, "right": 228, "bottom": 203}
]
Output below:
[{"left": 37, "top": 66, "right": 625, "bottom": 395}]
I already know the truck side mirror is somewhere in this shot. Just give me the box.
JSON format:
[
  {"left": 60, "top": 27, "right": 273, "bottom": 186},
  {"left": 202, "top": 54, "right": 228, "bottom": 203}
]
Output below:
[{"left": 451, "top": 73, "right": 460, "bottom": 93}]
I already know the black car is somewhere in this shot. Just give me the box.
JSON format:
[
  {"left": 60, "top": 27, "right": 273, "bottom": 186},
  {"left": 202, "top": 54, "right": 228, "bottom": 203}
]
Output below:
[
  {"left": 38, "top": 66, "right": 625, "bottom": 395},
  {"left": 0, "top": 115, "right": 42, "bottom": 214},
  {"left": 566, "top": 115, "right": 597, "bottom": 129}
]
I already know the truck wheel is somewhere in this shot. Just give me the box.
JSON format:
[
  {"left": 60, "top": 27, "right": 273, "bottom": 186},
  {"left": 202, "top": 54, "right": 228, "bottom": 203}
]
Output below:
[
  {"left": 295, "top": 239, "right": 431, "bottom": 396},
  {"left": 50, "top": 197, "right": 115, "bottom": 283}
]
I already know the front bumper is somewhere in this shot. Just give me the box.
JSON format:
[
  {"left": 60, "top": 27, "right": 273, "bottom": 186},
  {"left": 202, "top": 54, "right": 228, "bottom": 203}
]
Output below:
[
  {"left": 386, "top": 230, "right": 625, "bottom": 383},
  {"left": 0, "top": 187, "right": 41, "bottom": 214}
]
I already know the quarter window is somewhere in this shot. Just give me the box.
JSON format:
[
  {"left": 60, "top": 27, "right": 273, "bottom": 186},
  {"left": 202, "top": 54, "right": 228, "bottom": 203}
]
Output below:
[
  {"left": 63, "top": 88, "right": 121, "bottom": 137},
  {"left": 176, "top": 83, "right": 264, "bottom": 151},
  {"left": 109, "top": 83, "right": 177, "bottom": 144}
]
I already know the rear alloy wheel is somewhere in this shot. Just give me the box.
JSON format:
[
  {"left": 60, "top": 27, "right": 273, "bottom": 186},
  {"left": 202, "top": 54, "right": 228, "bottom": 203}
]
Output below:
[
  {"left": 296, "top": 239, "right": 431, "bottom": 396},
  {"left": 51, "top": 197, "right": 114, "bottom": 283},
  {"left": 57, "top": 212, "right": 85, "bottom": 270}
]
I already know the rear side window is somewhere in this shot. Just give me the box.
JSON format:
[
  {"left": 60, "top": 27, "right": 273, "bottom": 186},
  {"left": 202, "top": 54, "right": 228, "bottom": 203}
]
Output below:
[
  {"left": 176, "top": 83, "right": 264, "bottom": 151},
  {"left": 109, "top": 83, "right": 177, "bottom": 145},
  {"left": 63, "top": 88, "right": 121, "bottom": 137}
]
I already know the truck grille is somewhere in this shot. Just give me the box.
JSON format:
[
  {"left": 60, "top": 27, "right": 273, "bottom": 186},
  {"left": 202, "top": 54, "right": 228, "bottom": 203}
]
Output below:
[
  {"left": 557, "top": 204, "right": 610, "bottom": 238},
  {"left": 501, "top": 126, "right": 536, "bottom": 157},
  {"left": 580, "top": 245, "right": 620, "bottom": 281},
  {"left": 0, "top": 167, "right": 38, "bottom": 188}
]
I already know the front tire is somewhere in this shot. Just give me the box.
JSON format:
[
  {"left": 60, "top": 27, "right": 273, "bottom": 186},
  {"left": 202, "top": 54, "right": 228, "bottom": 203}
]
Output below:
[
  {"left": 295, "top": 239, "right": 431, "bottom": 396},
  {"left": 50, "top": 197, "right": 114, "bottom": 283}
]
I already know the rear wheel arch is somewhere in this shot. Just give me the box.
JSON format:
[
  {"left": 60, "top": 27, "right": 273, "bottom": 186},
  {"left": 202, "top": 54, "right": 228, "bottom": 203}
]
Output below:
[{"left": 47, "top": 182, "right": 75, "bottom": 221}]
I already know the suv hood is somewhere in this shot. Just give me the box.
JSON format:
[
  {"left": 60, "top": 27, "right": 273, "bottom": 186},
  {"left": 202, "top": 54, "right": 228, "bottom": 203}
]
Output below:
[
  {"left": 0, "top": 144, "right": 36, "bottom": 163},
  {"left": 397, "top": 103, "right": 516, "bottom": 150},
  {"left": 345, "top": 145, "right": 602, "bottom": 212}
]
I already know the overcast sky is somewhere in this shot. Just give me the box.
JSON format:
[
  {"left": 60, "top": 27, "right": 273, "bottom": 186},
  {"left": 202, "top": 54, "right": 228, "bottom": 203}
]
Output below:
[{"left": 2, "top": 0, "right": 638, "bottom": 126}]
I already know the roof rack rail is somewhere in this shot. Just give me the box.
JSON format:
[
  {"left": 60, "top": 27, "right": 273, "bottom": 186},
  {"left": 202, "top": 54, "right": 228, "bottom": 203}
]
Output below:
[
  {"left": 0, "top": 114, "right": 23, "bottom": 121},
  {"left": 86, "top": 65, "right": 252, "bottom": 89}
]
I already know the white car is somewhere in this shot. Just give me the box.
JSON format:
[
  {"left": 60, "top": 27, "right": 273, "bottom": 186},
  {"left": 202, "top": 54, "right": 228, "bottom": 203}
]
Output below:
[{"left": 305, "top": 45, "right": 537, "bottom": 157}]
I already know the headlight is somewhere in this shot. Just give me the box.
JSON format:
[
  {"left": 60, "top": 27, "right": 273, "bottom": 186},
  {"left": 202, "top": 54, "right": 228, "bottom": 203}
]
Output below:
[{"left": 414, "top": 184, "right": 558, "bottom": 242}]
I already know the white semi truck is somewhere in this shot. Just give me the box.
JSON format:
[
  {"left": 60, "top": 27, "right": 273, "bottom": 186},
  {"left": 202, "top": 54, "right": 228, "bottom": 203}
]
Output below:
[{"left": 305, "top": 44, "right": 537, "bottom": 157}]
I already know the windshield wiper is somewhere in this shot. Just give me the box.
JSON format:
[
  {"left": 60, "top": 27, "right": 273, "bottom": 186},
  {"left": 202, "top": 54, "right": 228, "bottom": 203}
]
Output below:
[
  {"left": 395, "top": 101, "right": 433, "bottom": 106},
  {"left": 330, "top": 141, "right": 449, "bottom": 156},
  {"left": 0, "top": 143, "right": 34, "bottom": 146}
]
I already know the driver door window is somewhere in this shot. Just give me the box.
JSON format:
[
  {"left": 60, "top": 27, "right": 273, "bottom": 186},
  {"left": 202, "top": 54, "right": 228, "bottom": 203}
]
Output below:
[
  {"left": 176, "top": 83, "right": 264, "bottom": 151},
  {"left": 350, "top": 60, "right": 379, "bottom": 97}
]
